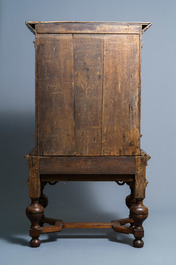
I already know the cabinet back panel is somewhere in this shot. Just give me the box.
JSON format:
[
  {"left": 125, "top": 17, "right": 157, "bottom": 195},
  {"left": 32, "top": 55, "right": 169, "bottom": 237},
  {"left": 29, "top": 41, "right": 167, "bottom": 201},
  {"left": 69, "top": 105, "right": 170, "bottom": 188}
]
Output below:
[
  {"left": 36, "top": 34, "right": 76, "bottom": 155},
  {"left": 102, "top": 35, "right": 140, "bottom": 155},
  {"left": 74, "top": 34, "right": 103, "bottom": 155},
  {"left": 36, "top": 34, "right": 140, "bottom": 155}
]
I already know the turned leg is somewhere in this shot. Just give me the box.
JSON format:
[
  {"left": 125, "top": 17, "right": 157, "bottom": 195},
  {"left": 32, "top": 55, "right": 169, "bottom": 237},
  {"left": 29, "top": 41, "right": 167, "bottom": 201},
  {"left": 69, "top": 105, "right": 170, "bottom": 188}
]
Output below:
[
  {"left": 26, "top": 156, "right": 44, "bottom": 247},
  {"left": 39, "top": 182, "right": 48, "bottom": 226},
  {"left": 130, "top": 199, "right": 148, "bottom": 248},
  {"left": 126, "top": 182, "right": 136, "bottom": 229},
  {"left": 39, "top": 182, "right": 48, "bottom": 209},
  {"left": 26, "top": 199, "right": 44, "bottom": 247},
  {"left": 126, "top": 182, "right": 136, "bottom": 210}
]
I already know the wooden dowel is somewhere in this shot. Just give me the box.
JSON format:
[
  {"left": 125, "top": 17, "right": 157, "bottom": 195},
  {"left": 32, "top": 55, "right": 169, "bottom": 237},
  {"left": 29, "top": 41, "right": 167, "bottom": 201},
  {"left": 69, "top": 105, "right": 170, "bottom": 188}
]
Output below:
[
  {"left": 41, "top": 226, "right": 62, "bottom": 233},
  {"left": 63, "top": 222, "right": 113, "bottom": 229}
]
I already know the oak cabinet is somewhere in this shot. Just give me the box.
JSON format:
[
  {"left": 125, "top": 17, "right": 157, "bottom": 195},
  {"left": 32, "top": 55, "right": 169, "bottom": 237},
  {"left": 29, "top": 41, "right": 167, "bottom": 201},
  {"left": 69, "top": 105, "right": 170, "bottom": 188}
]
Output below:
[{"left": 25, "top": 21, "right": 151, "bottom": 248}]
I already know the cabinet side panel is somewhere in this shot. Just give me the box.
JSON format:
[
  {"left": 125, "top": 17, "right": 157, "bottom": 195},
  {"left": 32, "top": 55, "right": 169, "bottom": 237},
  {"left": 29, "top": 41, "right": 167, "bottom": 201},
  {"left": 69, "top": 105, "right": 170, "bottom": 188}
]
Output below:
[
  {"left": 102, "top": 35, "right": 140, "bottom": 155},
  {"left": 36, "top": 34, "right": 76, "bottom": 155},
  {"left": 74, "top": 34, "right": 103, "bottom": 155}
]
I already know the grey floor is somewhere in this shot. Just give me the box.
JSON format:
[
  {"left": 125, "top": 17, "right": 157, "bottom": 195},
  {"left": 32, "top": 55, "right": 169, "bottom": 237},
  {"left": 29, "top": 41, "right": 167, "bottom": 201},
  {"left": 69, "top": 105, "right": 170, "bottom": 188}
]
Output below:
[{"left": 1, "top": 213, "right": 175, "bottom": 265}]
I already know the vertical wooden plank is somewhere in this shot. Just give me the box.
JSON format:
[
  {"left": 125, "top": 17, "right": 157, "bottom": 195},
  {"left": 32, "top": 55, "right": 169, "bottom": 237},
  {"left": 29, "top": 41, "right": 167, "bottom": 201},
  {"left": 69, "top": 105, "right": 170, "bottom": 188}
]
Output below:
[
  {"left": 74, "top": 34, "right": 103, "bottom": 155},
  {"left": 102, "top": 35, "right": 140, "bottom": 155},
  {"left": 134, "top": 156, "right": 148, "bottom": 199},
  {"left": 36, "top": 34, "right": 75, "bottom": 155},
  {"left": 28, "top": 156, "right": 41, "bottom": 198}
]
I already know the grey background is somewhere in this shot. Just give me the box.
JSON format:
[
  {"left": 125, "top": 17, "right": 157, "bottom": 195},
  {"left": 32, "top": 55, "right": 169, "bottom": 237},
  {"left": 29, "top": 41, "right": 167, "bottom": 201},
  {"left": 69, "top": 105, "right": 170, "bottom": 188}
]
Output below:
[{"left": 0, "top": 0, "right": 176, "bottom": 264}]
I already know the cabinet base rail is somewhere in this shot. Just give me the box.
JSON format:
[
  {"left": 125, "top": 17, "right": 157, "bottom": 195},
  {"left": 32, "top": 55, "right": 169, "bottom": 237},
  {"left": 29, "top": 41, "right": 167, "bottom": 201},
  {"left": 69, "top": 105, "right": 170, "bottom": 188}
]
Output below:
[{"left": 29, "top": 217, "right": 134, "bottom": 235}]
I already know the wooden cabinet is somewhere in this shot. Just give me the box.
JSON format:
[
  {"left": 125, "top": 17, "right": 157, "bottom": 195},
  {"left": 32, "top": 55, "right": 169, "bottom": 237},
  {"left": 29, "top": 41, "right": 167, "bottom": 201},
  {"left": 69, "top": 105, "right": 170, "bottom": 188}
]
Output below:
[{"left": 25, "top": 21, "right": 151, "bottom": 248}]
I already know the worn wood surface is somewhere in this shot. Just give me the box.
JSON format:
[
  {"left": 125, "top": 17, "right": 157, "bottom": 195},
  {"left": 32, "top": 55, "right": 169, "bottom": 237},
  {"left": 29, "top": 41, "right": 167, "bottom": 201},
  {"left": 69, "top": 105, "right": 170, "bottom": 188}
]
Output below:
[
  {"left": 74, "top": 34, "right": 103, "bottom": 155},
  {"left": 35, "top": 22, "right": 141, "bottom": 34},
  {"left": 134, "top": 156, "right": 148, "bottom": 199},
  {"left": 26, "top": 21, "right": 152, "bottom": 35},
  {"left": 26, "top": 22, "right": 151, "bottom": 248},
  {"left": 35, "top": 33, "right": 141, "bottom": 156},
  {"left": 39, "top": 156, "right": 136, "bottom": 174},
  {"left": 36, "top": 34, "right": 75, "bottom": 155},
  {"left": 102, "top": 34, "right": 140, "bottom": 155},
  {"left": 28, "top": 156, "right": 41, "bottom": 198}
]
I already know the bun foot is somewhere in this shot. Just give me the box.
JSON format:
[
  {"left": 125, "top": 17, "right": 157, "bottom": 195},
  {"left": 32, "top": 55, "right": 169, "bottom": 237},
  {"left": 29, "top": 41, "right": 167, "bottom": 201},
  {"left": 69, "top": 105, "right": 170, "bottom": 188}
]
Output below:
[
  {"left": 26, "top": 199, "right": 44, "bottom": 248},
  {"left": 30, "top": 238, "right": 41, "bottom": 247},
  {"left": 130, "top": 199, "right": 148, "bottom": 248},
  {"left": 133, "top": 238, "right": 144, "bottom": 248}
]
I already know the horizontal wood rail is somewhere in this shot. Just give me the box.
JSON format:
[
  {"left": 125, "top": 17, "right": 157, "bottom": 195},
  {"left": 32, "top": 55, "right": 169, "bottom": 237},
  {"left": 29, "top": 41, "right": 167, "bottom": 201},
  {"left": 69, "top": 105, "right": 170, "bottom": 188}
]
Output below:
[
  {"left": 40, "top": 217, "right": 134, "bottom": 234},
  {"left": 41, "top": 174, "right": 134, "bottom": 182},
  {"left": 63, "top": 222, "right": 112, "bottom": 229}
]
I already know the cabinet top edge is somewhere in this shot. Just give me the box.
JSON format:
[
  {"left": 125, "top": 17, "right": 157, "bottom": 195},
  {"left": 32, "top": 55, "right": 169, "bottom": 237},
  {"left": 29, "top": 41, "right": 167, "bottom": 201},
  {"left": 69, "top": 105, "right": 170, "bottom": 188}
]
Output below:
[{"left": 25, "top": 21, "right": 152, "bottom": 35}]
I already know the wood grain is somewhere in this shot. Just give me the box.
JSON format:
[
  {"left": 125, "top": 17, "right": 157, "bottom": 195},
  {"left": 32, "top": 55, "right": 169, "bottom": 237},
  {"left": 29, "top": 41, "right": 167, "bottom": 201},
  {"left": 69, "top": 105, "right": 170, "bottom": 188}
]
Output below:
[
  {"left": 35, "top": 33, "right": 142, "bottom": 156},
  {"left": 41, "top": 226, "right": 63, "bottom": 233},
  {"left": 25, "top": 21, "right": 151, "bottom": 248},
  {"left": 63, "top": 222, "right": 113, "bottom": 229},
  {"left": 35, "top": 22, "right": 142, "bottom": 34},
  {"left": 26, "top": 21, "right": 152, "bottom": 35},
  {"left": 36, "top": 34, "right": 75, "bottom": 155},
  {"left": 28, "top": 156, "right": 41, "bottom": 198},
  {"left": 74, "top": 34, "right": 103, "bottom": 155},
  {"left": 102, "top": 34, "right": 140, "bottom": 155},
  {"left": 39, "top": 156, "right": 135, "bottom": 174},
  {"left": 134, "top": 156, "right": 148, "bottom": 199}
]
